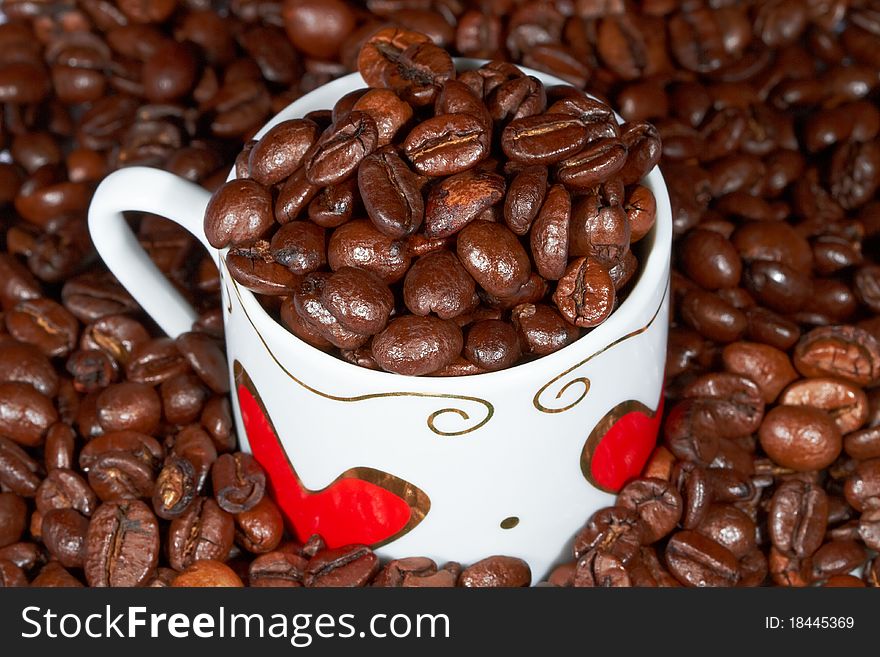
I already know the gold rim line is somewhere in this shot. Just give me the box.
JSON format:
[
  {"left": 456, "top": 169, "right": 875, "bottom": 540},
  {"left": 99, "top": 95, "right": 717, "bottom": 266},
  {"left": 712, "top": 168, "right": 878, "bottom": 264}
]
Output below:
[
  {"left": 234, "top": 362, "right": 430, "bottom": 548},
  {"left": 533, "top": 277, "right": 670, "bottom": 414},
  {"left": 225, "top": 270, "right": 494, "bottom": 437}
]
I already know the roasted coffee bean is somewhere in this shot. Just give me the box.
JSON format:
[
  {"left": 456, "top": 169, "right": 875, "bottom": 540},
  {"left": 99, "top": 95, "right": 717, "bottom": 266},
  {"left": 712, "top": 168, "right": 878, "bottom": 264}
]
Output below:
[
  {"left": 168, "top": 497, "right": 235, "bottom": 571},
  {"left": 680, "top": 289, "right": 746, "bottom": 344},
  {"left": 425, "top": 170, "right": 505, "bottom": 238},
  {"left": 171, "top": 559, "right": 244, "bottom": 587},
  {"left": 511, "top": 303, "right": 578, "bottom": 356},
  {"left": 30, "top": 562, "right": 84, "bottom": 588},
  {"left": 248, "top": 119, "right": 320, "bottom": 186},
  {"left": 359, "top": 148, "right": 424, "bottom": 238},
  {"left": 320, "top": 267, "right": 394, "bottom": 336},
  {"left": 234, "top": 496, "right": 284, "bottom": 554},
  {"left": 0, "top": 559, "right": 27, "bottom": 588},
  {"left": 126, "top": 338, "right": 189, "bottom": 386},
  {"left": 569, "top": 191, "right": 630, "bottom": 265},
  {"left": 682, "top": 372, "right": 765, "bottom": 437},
  {"left": 556, "top": 138, "right": 628, "bottom": 190},
  {"left": 153, "top": 456, "right": 198, "bottom": 520},
  {"left": 293, "top": 273, "right": 370, "bottom": 349},
  {"left": 41, "top": 508, "right": 88, "bottom": 569},
  {"left": 679, "top": 229, "right": 742, "bottom": 290},
  {"left": 0, "top": 382, "right": 57, "bottom": 447},
  {"left": 502, "top": 114, "right": 590, "bottom": 165},
  {"left": 573, "top": 506, "right": 643, "bottom": 565},
  {"left": 372, "top": 316, "right": 463, "bottom": 376},
  {"left": 0, "top": 493, "right": 27, "bottom": 548},
  {"left": 84, "top": 500, "right": 159, "bottom": 587},
  {"left": 269, "top": 222, "right": 326, "bottom": 276},
  {"left": 666, "top": 530, "right": 740, "bottom": 587},
  {"left": 328, "top": 220, "right": 411, "bottom": 284},
  {"left": 307, "top": 112, "right": 378, "bottom": 187},
  {"left": 403, "top": 251, "right": 476, "bottom": 320},
  {"left": 530, "top": 184, "right": 570, "bottom": 281},
  {"left": 722, "top": 342, "right": 798, "bottom": 403},
  {"left": 695, "top": 504, "right": 756, "bottom": 561},
  {"left": 6, "top": 299, "right": 78, "bottom": 359},
  {"left": 460, "top": 556, "right": 530, "bottom": 588},
  {"left": 305, "top": 545, "right": 379, "bottom": 587},
  {"left": 504, "top": 166, "right": 548, "bottom": 235},
  {"left": 617, "top": 478, "right": 682, "bottom": 544},
  {"left": 464, "top": 320, "right": 521, "bottom": 372},
  {"left": 573, "top": 549, "right": 631, "bottom": 588},
  {"left": 353, "top": 89, "right": 414, "bottom": 147},
  {"left": 0, "top": 436, "right": 42, "bottom": 497},
  {"left": 769, "top": 480, "right": 829, "bottom": 558},
  {"left": 212, "top": 453, "right": 266, "bottom": 514},
  {"left": 225, "top": 245, "right": 302, "bottom": 296},
  {"left": 249, "top": 551, "right": 308, "bottom": 587},
  {"left": 794, "top": 326, "right": 880, "bottom": 386},
  {"left": 0, "top": 339, "right": 59, "bottom": 397},
  {"left": 35, "top": 468, "right": 96, "bottom": 517},
  {"left": 204, "top": 179, "right": 274, "bottom": 249},
  {"left": 554, "top": 257, "right": 615, "bottom": 328},
  {"left": 94, "top": 381, "right": 161, "bottom": 435},
  {"left": 175, "top": 332, "right": 228, "bottom": 395},
  {"left": 403, "top": 113, "right": 490, "bottom": 176},
  {"left": 844, "top": 459, "right": 880, "bottom": 512},
  {"left": 759, "top": 405, "right": 842, "bottom": 472},
  {"left": 845, "top": 427, "right": 880, "bottom": 460},
  {"left": 457, "top": 222, "right": 531, "bottom": 298},
  {"left": 812, "top": 540, "right": 868, "bottom": 581},
  {"left": 779, "top": 378, "right": 868, "bottom": 434}
]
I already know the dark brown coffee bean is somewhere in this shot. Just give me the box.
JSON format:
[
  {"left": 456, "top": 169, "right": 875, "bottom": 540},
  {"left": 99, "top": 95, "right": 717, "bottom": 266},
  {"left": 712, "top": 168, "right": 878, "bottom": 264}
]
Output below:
[
  {"left": 617, "top": 478, "right": 682, "bottom": 544},
  {"left": 769, "top": 479, "right": 829, "bottom": 558},
  {"left": 248, "top": 119, "right": 320, "bottom": 186},
  {"left": 321, "top": 267, "right": 394, "bottom": 336},
  {"left": 573, "top": 506, "right": 643, "bottom": 565},
  {"left": 403, "top": 113, "right": 490, "bottom": 176},
  {"left": 168, "top": 497, "right": 235, "bottom": 571},
  {"left": 153, "top": 456, "right": 198, "bottom": 520},
  {"left": 249, "top": 551, "right": 307, "bottom": 587},
  {"left": 556, "top": 138, "right": 628, "bottom": 190},
  {"left": 793, "top": 326, "right": 880, "bottom": 387},
  {"left": 225, "top": 245, "right": 302, "bottom": 296},
  {"left": 307, "top": 112, "right": 378, "bottom": 187},
  {"left": 6, "top": 299, "right": 78, "bottom": 359},
  {"left": 812, "top": 540, "right": 868, "bottom": 581},
  {"left": 695, "top": 503, "right": 756, "bottom": 561},
  {"left": 460, "top": 556, "right": 530, "bottom": 587},
  {"left": 0, "top": 493, "right": 27, "bottom": 548},
  {"left": 41, "top": 508, "right": 88, "bottom": 569},
  {"left": 403, "top": 251, "right": 476, "bottom": 320},
  {"left": 573, "top": 549, "right": 631, "bottom": 588},
  {"left": 759, "top": 405, "right": 842, "bottom": 472},
  {"left": 160, "top": 374, "right": 209, "bottom": 426},
  {"left": 844, "top": 427, "right": 880, "bottom": 460},
  {"left": 501, "top": 113, "right": 590, "bottom": 165},
  {"left": 35, "top": 468, "right": 97, "bottom": 517},
  {"left": 844, "top": 459, "right": 880, "bottom": 512},
  {"left": 234, "top": 496, "right": 283, "bottom": 554},
  {"left": 293, "top": 273, "right": 370, "bottom": 349},
  {"left": 372, "top": 315, "right": 463, "bottom": 376},
  {"left": 530, "top": 184, "right": 570, "bottom": 281},
  {"left": 425, "top": 170, "right": 505, "bottom": 238},
  {"left": 745, "top": 307, "right": 801, "bottom": 351},
  {"left": 0, "top": 382, "right": 57, "bottom": 447},
  {"left": 96, "top": 382, "right": 161, "bottom": 435},
  {"left": 211, "top": 453, "right": 266, "bottom": 514},
  {"left": 85, "top": 500, "right": 159, "bottom": 587},
  {"left": 0, "top": 436, "right": 42, "bottom": 497},
  {"left": 30, "top": 561, "right": 83, "bottom": 588},
  {"left": 359, "top": 148, "right": 424, "bottom": 239},
  {"left": 457, "top": 222, "right": 531, "bottom": 298},
  {"left": 682, "top": 372, "right": 765, "bottom": 437},
  {"left": 358, "top": 28, "right": 452, "bottom": 107},
  {"left": 504, "top": 166, "right": 548, "bottom": 235},
  {"left": 305, "top": 545, "right": 379, "bottom": 587},
  {"left": 619, "top": 121, "right": 663, "bottom": 185},
  {"left": 553, "top": 257, "right": 615, "bottom": 328},
  {"left": 204, "top": 179, "right": 274, "bottom": 249},
  {"left": 175, "top": 332, "right": 228, "bottom": 395},
  {"left": 679, "top": 229, "right": 742, "bottom": 290},
  {"left": 722, "top": 342, "right": 798, "bottom": 403},
  {"left": 464, "top": 320, "right": 521, "bottom": 372},
  {"left": 0, "top": 340, "right": 58, "bottom": 398},
  {"left": 328, "top": 219, "right": 411, "bottom": 284},
  {"left": 353, "top": 89, "right": 414, "bottom": 147},
  {"left": 275, "top": 168, "right": 320, "bottom": 224},
  {"left": 666, "top": 529, "right": 740, "bottom": 587},
  {"left": 171, "top": 559, "right": 243, "bottom": 587},
  {"left": 779, "top": 378, "right": 868, "bottom": 435},
  {"left": 0, "top": 559, "right": 27, "bottom": 587},
  {"left": 511, "top": 303, "right": 579, "bottom": 356},
  {"left": 126, "top": 338, "right": 189, "bottom": 386},
  {"left": 569, "top": 191, "right": 630, "bottom": 266}
]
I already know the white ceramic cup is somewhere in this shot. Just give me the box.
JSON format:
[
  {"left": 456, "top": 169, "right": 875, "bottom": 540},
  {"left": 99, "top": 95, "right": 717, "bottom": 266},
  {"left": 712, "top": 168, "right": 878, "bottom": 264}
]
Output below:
[{"left": 88, "top": 60, "right": 672, "bottom": 582}]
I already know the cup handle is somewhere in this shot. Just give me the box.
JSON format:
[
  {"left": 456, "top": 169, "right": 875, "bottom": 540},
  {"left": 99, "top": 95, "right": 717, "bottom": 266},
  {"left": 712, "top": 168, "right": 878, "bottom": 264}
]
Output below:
[{"left": 87, "top": 166, "right": 217, "bottom": 338}]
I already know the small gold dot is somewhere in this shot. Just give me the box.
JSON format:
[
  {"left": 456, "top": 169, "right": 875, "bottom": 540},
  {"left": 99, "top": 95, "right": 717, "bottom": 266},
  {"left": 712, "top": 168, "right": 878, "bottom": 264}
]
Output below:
[{"left": 500, "top": 516, "right": 519, "bottom": 529}]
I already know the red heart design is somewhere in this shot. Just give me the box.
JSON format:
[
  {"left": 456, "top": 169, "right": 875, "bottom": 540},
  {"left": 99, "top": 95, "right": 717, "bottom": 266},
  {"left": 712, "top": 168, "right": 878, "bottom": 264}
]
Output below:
[
  {"left": 581, "top": 392, "right": 665, "bottom": 493},
  {"left": 235, "top": 364, "right": 430, "bottom": 548}
]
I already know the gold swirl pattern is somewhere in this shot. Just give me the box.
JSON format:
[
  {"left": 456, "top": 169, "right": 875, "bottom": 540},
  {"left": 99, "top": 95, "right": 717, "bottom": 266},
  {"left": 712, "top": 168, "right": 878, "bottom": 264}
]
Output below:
[
  {"left": 226, "top": 271, "right": 494, "bottom": 437},
  {"left": 533, "top": 279, "right": 669, "bottom": 414}
]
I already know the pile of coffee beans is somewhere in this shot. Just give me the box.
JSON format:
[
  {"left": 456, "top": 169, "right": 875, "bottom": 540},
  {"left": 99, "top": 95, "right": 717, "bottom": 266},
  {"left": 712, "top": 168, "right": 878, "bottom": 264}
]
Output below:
[
  {"left": 209, "top": 32, "right": 660, "bottom": 375},
  {"left": 1, "top": 1, "right": 879, "bottom": 586}
]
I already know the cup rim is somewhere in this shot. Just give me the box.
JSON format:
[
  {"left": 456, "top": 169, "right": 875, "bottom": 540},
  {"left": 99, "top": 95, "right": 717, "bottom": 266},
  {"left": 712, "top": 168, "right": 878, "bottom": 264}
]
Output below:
[{"left": 223, "top": 59, "right": 673, "bottom": 385}]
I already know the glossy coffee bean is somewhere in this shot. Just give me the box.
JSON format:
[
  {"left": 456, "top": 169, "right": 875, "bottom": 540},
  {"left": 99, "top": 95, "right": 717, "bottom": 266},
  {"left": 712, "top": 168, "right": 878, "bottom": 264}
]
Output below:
[
  {"left": 759, "top": 405, "right": 842, "bottom": 472},
  {"left": 372, "top": 316, "right": 463, "bottom": 376}
]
